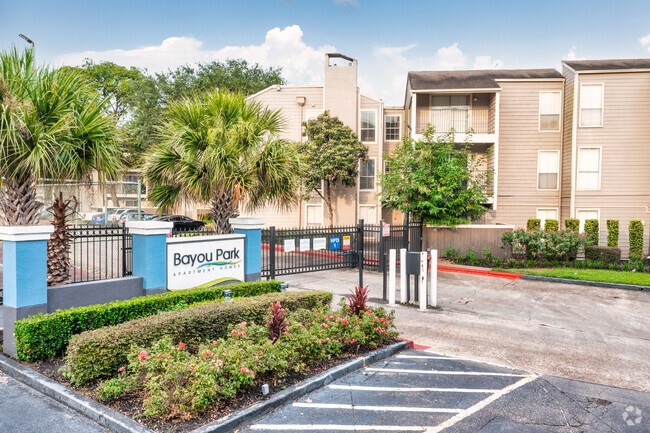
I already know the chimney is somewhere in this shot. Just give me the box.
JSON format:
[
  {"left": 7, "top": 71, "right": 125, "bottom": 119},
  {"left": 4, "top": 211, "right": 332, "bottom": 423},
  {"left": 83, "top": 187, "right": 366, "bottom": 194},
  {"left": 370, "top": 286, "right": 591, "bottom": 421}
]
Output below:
[{"left": 323, "top": 53, "right": 358, "bottom": 130}]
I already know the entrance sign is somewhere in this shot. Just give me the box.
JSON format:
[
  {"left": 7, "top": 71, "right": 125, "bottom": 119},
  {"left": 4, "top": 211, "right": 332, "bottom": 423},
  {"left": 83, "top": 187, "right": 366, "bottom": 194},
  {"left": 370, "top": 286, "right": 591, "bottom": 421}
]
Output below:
[
  {"left": 343, "top": 236, "right": 351, "bottom": 250},
  {"left": 300, "top": 238, "right": 310, "bottom": 252},
  {"left": 329, "top": 236, "right": 340, "bottom": 250},
  {"left": 313, "top": 237, "right": 326, "bottom": 251},
  {"left": 382, "top": 223, "right": 391, "bottom": 237},
  {"left": 284, "top": 239, "right": 295, "bottom": 253},
  {"left": 167, "top": 234, "right": 245, "bottom": 291}
]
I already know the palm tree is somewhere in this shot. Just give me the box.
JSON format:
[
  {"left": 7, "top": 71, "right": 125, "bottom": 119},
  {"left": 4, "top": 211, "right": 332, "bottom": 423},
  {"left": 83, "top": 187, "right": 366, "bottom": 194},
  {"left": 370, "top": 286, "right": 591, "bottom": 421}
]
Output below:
[
  {"left": 143, "top": 90, "right": 303, "bottom": 233},
  {"left": 0, "top": 46, "right": 124, "bottom": 285}
]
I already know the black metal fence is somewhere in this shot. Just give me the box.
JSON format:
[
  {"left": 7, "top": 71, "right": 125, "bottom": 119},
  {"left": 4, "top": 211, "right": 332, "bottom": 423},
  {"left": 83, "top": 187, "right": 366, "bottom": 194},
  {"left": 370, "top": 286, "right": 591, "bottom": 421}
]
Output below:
[
  {"left": 170, "top": 226, "right": 218, "bottom": 237},
  {"left": 68, "top": 223, "right": 132, "bottom": 283}
]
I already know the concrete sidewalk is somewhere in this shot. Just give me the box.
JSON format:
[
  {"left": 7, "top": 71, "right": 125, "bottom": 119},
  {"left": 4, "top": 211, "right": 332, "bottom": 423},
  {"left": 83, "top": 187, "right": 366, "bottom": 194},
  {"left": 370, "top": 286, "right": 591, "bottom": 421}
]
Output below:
[{"left": 282, "top": 268, "right": 650, "bottom": 393}]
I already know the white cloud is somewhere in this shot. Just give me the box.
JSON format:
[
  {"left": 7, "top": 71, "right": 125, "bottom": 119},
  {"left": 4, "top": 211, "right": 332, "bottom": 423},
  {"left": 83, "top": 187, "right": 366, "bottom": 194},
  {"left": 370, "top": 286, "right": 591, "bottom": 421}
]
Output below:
[
  {"left": 473, "top": 55, "right": 503, "bottom": 70},
  {"left": 55, "top": 25, "right": 335, "bottom": 86},
  {"left": 640, "top": 34, "right": 650, "bottom": 52},
  {"left": 563, "top": 46, "right": 585, "bottom": 61},
  {"left": 435, "top": 43, "right": 467, "bottom": 69}
]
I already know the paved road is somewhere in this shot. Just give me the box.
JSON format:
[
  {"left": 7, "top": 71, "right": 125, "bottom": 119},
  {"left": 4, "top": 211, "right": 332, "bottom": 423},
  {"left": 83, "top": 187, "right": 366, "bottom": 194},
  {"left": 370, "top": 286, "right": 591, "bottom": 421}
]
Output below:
[
  {"left": 281, "top": 268, "right": 650, "bottom": 393},
  {"left": 240, "top": 349, "right": 649, "bottom": 433},
  {"left": 0, "top": 371, "right": 107, "bottom": 433}
]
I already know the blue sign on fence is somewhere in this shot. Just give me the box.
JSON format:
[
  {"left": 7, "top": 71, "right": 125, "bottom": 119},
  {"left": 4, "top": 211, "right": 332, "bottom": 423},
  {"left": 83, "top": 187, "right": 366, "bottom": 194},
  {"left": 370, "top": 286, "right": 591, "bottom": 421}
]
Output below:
[{"left": 329, "top": 236, "right": 340, "bottom": 250}]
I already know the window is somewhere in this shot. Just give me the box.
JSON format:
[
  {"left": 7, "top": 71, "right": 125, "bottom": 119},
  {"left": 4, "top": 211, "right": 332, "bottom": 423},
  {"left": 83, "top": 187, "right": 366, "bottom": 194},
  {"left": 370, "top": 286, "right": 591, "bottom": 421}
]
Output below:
[
  {"left": 431, "top": 95, "right": 469, "bottom": 132},
  {"left": 360, "top": 159, "right": 375, "bottom": 190},
  {"left": 576, "top": 209, "right": 599, "bottom": 233},
  {"left": 580, "top": 84, "right": 603, "bottom": 127},
  {"left": 537, "top": 150, "right": 559, "bottom": 190},
  {"left": 539, "top": 92, "right": 561, "bottom": 131},
  {"left": 359, "top": 205, "right": 377, "bottom": 223},
  {"left": 577, "top": 147, "right": 601, "bottom": 190},
  {"left": 360, "top": 111, "right": 376, "bottom": 142},
  {"left": 537, "top": 208, "right": 558, "bottom": 229},
  {"left": 385, "top": 115, "right": 401, "bottom": 141},
  {"left": 306, "top": 205, "right": 322, "bottom": 227}
]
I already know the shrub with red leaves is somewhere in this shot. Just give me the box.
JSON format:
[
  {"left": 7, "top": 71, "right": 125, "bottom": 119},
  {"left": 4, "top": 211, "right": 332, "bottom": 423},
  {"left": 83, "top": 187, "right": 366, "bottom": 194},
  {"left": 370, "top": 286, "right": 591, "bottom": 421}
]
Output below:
[
  {"left": 266, "top": 300, "right": 288, "bottom": 342},
  {"left": 347, "top": 285, "right": 369, "bottom": 316}
]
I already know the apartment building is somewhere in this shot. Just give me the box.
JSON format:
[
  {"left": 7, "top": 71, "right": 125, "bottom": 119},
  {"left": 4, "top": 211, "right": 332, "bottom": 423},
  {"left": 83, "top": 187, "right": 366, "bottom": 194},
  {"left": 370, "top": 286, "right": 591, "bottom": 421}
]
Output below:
[
  {"left": 561, "top": 59, "right": 650, "bottom": 253},
  {"left": 243, "top": 53, "right": 405, "bottom": 227}
]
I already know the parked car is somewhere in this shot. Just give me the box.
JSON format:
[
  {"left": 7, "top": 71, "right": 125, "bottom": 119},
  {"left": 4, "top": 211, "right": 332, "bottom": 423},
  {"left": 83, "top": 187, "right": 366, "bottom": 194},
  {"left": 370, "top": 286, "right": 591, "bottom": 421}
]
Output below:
[
  {"left": 119, "top": 209, "right": 156, "bottom": 221},
  {"left": 81, "top": 207, "right": 119, "bottom": 221},
  {"left": 155, "top": 215, "right": 206, "bottom": 231},
  {"left": 91, "top": 213, "right": 106, "bottom": 225}
]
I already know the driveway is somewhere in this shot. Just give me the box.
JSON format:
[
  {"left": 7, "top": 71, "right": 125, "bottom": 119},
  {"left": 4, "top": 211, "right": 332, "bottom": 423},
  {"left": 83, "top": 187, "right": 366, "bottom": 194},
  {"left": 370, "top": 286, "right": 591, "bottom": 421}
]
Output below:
[{"left": 281, "top": 268, "right": 650, "bottom": 393}]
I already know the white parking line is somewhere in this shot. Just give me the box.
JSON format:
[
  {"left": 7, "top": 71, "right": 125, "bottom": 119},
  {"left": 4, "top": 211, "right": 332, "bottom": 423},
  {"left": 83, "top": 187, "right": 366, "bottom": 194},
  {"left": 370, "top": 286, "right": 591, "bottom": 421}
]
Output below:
[
  {"left": 366, "top": 368, "right": 527, "bottom": 377},
  {"left": 328, "top": 384, "right": 499, "bottom": 393},
  {"left": 293, "top": 402, "right": 462, "bottom": 413},
  {"left": 250, "top": 425, "right": 426, "bottom": 431},
  {"left": 397, "top": 354, "right": 458, "bottom": 360},
  {"left": 424, "top": 375, "right": 538, "bottom": 433}
]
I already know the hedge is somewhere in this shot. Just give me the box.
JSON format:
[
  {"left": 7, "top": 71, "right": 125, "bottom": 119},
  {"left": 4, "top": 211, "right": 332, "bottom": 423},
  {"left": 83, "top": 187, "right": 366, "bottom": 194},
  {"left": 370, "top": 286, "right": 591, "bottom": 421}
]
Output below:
[
  {"left": 584, "top": 246, "right": 621, "bottom": 265},
  {"left": 584, "top": 219, "right": 599, "bottom": 246},
  {"left": 607, "top": 220, "right": 619, "bottom": 247},
  {"left": 544, "top": 219, "right": 559, "bottom": 231},
  {"left": 65, "top": 290, "right": 333, "bottom": 385},
  {"left": 527, "top": 219, "right": 541, "bottom": 230},
  {"left": 629, "top": 220, "right": 644, "bottom": 259},
  {"left": 14, "top": 280, "right": 281, "bottom": 361},
  {"left": 565, "top": 218, "right": 579, "bottom": 232}
]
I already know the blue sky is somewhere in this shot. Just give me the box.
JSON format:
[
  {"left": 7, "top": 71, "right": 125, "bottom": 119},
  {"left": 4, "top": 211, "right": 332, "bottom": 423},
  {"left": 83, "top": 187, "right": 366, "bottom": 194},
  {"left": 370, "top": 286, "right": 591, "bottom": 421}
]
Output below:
[{"left": 2, "top": 0, "right": 649, "bottom": 105}]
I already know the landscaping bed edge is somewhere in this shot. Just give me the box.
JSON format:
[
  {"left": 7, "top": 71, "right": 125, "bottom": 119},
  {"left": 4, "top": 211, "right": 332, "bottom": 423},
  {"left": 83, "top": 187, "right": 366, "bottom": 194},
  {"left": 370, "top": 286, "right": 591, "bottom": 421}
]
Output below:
[
  {"left": 0, "top": 352, "right": 155, "bottom": 433},
  {"left": 520, "top": 274, "right": 649, "bottom": 291}
]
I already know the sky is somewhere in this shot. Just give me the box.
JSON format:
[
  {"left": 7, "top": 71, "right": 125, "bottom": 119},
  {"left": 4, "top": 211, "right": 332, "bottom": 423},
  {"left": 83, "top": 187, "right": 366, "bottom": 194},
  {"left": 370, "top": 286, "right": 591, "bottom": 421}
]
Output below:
[{"left": 2, "top": 0, "right": 650, "bottom": 105}]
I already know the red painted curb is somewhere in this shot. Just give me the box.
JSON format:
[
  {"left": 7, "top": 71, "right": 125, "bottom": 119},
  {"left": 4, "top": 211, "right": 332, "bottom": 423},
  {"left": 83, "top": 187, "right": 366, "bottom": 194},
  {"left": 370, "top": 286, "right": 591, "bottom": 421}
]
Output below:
[
  {"left": 437, "top": 265, "right": 522, "bottom": 280},
  {"left": 398, "top": 338, "right": 431, "bottom": 351}
]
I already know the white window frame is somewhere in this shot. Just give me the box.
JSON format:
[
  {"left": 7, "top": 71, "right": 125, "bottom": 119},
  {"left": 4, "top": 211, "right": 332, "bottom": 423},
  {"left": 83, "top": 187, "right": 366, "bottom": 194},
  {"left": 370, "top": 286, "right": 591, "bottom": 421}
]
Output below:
[
  {"left": 359, "top": 204, "right": 378, "bottom": 224},
  {"left": 305, "top": 204, "right": 323, "bottom": 227},
  {"left": 537, "top": 150, "right": 560, "bottom": 191},
  {"left": 577, "top": 146, "right": 602, "bottom": 191},
  {"left": 579, "top": 83, "right": 604, "bottom": 128},
  {"left": 430, "top": 94, "right": 470, "bottom": 133},
  {"left": 536, "top": 208, "right": 558, "bottom": 229},
  {"left": 538, "top": 91, "right": 562, "bottom": 132},
  {"left": 359, "top": 157, "right": 377, "bottom": 191},
  {"left": 384, "top": 114, "right": 401, "bottom": 141},
  {"left": 360, "top": 109, "right": 377, "bottom": 143},
  {"left": 575, "top": 208, "right": 600, "bottom": 233}
]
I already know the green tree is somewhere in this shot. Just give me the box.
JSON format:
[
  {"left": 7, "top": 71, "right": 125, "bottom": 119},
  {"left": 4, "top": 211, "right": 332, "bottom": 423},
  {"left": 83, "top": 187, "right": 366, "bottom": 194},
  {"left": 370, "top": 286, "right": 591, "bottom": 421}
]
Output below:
[
  {"left": 143, "top": 91, "right": 302, "bottom": 234},
  {"left": 379, "top": 127, "right": 492, "bottom": 227},
  {"left": 0, "top": 47, "right": 124, "bottom": 284},
  {"left": 299, "top": 112, "right": 368, "bottom": 227}
]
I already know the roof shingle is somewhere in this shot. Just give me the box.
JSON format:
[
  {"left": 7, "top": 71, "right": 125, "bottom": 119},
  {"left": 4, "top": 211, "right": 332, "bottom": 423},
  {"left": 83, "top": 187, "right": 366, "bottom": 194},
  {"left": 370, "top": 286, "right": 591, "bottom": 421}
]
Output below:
[
  {"left": 563, "top": 59, "right": 650, "bottom": 71},
  {"left": 408, "top": 69, "right": 563, "bottom": 91}
]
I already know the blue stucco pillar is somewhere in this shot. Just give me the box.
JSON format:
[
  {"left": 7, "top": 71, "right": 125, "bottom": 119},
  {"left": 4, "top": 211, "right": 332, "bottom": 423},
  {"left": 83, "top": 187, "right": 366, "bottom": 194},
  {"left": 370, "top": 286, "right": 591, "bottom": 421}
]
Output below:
[
  {"left": 230, "top": 218, "right": 265, "bottom": 282},
  {"left": 0, "top": 225, "right": 54, "bottom": 356},
  {"left": 126, "top": 221, "right": 173, "bottom": 294}
]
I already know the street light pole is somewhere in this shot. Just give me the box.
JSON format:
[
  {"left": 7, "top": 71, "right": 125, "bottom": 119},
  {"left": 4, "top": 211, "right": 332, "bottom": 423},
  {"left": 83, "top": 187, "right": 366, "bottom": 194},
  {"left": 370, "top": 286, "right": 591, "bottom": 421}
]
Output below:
[{"left": 18, "top": 34, "right": 34, "bottom": 48}]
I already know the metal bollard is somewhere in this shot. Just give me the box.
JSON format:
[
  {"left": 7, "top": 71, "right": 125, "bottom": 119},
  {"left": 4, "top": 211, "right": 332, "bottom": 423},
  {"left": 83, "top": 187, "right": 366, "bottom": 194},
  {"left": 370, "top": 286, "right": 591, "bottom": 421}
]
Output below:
[{"left": 388, "top": 249, "right": 396, "bottom": 305}]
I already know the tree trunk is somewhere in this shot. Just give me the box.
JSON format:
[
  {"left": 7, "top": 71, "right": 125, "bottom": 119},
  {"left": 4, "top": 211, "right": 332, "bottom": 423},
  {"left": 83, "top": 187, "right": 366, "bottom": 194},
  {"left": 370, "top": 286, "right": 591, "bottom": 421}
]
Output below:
[
  {"left": 110, "top": 183, "right": 121, "bottom": 208},
  {"left": 0, "top": 175, "right": 42, "bottom": 225},
  {"left": 47, "top": 192, "right": 77, "bottom": 286},
  {"left": 210, "top": 189, "right": 239, "bottom": 234},
  {"left": 326, "top": 181, "right": 334, "bottom": 228}
]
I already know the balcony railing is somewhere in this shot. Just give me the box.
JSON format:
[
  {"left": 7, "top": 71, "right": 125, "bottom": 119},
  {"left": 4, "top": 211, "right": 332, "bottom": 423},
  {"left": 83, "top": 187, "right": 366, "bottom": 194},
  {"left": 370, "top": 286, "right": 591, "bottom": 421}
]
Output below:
[
  {"left": 416, "top": 108, "right": 495, "bottom": 135},
  {"left": 471, "top": 169, "right": 494, "bottom": 198}
]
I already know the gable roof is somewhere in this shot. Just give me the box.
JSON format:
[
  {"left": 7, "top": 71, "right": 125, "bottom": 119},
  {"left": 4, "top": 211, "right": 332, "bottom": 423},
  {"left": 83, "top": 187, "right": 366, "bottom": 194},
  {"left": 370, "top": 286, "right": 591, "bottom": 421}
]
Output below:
[
  {"left": 563, "top": 59, "right": 650, "bottom": 71},
  {"left": 407, "top": 69, "right": 563, "bottom": 91}
]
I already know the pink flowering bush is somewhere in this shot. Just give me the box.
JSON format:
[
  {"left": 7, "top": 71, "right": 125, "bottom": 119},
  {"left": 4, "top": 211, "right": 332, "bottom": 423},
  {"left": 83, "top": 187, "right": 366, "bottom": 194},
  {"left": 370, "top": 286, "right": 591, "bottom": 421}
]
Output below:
[{"left": 96, "top": 305, "right": 397, "bottom": 419}]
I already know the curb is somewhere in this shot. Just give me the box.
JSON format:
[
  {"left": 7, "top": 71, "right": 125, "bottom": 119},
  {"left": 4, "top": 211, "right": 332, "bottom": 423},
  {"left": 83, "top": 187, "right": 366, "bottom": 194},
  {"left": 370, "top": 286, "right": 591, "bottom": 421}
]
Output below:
[
  {"left": 0, "top": 353, "right": 155, "bottom": 433},
  {"left": 438, "top": 265, "right": 522, "bottom": 280},
  {"left": 520, "top": 274, "right": 650, "bottom": 291},
  {"left": 190, "top": 340, "right": 409, "bottom": 433}
]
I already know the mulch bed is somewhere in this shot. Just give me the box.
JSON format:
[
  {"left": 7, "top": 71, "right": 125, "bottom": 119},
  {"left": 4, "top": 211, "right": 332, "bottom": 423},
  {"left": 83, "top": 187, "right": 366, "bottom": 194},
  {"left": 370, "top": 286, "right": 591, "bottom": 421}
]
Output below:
[{"left": 19, "top": 344, "right": 391, "bottom": 433}]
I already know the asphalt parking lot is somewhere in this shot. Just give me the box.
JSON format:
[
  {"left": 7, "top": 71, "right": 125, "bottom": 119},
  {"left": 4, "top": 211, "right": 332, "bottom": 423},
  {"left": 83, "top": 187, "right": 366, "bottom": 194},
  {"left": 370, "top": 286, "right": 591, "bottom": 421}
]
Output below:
[{"left": 240, "top": 349, "right": 649, "bottom": 433}]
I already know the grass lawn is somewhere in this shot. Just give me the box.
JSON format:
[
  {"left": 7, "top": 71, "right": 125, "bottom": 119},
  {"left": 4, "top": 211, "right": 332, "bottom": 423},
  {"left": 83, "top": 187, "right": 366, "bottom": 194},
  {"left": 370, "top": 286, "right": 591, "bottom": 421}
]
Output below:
[{"left": 494, "top": 268, "right": 650, "bottom": 287}]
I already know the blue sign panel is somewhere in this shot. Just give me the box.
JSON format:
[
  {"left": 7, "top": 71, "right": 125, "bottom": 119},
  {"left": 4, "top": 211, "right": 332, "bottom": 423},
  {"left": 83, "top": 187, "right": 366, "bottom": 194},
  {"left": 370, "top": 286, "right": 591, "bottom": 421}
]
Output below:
[{"left": 329, "top": 237, "right": 341, "bottom": 250}]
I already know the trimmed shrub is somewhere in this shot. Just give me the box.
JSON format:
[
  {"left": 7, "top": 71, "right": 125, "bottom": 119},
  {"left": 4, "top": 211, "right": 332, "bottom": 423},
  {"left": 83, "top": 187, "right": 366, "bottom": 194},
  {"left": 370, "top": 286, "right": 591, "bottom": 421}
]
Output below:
[
  {"left": 501, "top": 228, "right": 584, "bottom": 262},
  {"left": 545, "top": 219, "right": 559, "bottom": 231},
  {"left": 584, "top": 219, "right": 599, "bottom": 246},
  {"left": 15, "top": 280, "right": 281, "bottom": 361},
  {"left": 65, "top": 290, "right": 332, "bottom": 385},
  {"left": 565, "top": 218, "right": 579, "bottom": 232},
  {"left": 527, "top": 218, "right": 541, "bottom": 230},
  {"left": 584, "top": 246, "right": 621, "bottom": 266},
  {"left": 607, "top": 220, "right": 619, "bottom": 247},
  {"left": 629, "top": 220, "right": 644, "bottom": 260}
]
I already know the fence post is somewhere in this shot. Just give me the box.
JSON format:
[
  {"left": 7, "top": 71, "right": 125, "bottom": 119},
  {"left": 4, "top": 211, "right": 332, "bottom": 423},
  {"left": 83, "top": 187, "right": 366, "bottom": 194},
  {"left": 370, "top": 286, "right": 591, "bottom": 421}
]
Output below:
[
  {"left": 121, "top": 223, "right": 128, "bottom": 277},
  {"left": 379, "top": 220, "right": 386, "bottom": 299},
  {"left": 419, "top": 251, "right": 428, "bottom": 311},
  {"left": 403, "top": 213, "right": 409, "bottom": 250},
  {"left": 430, "top": 249, "right": 438, "bottom": 307},
  {"left": 126, "top": 221, "right": 173, "bottom": 294},
  {"left": 269, "top": 226, "right": 276, "bottom": 281},
  {"left": 400, "top": 248, "right": 407, "bottom": 303},
  {"left": 230, "top": 218, "right": 266, "bottom": 282},
  {"left": 388, "top": 249, "right": 396, "bottom": 305},
  {"left": 0, "top": 225, "right": 54, "bottom": 356},
  {"left": 358, "top": 219, "right": 364, "bottom": 288}
]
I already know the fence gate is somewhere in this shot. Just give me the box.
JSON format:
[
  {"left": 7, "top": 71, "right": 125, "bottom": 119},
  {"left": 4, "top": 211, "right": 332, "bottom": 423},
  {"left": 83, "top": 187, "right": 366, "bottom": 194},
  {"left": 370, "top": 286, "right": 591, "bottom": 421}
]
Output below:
[
  {"left": 68, "top": 223, "right": 132, "bottom": 283},
  {"left": 261, "top": 216, "right": 422, "bottom": 283}
]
